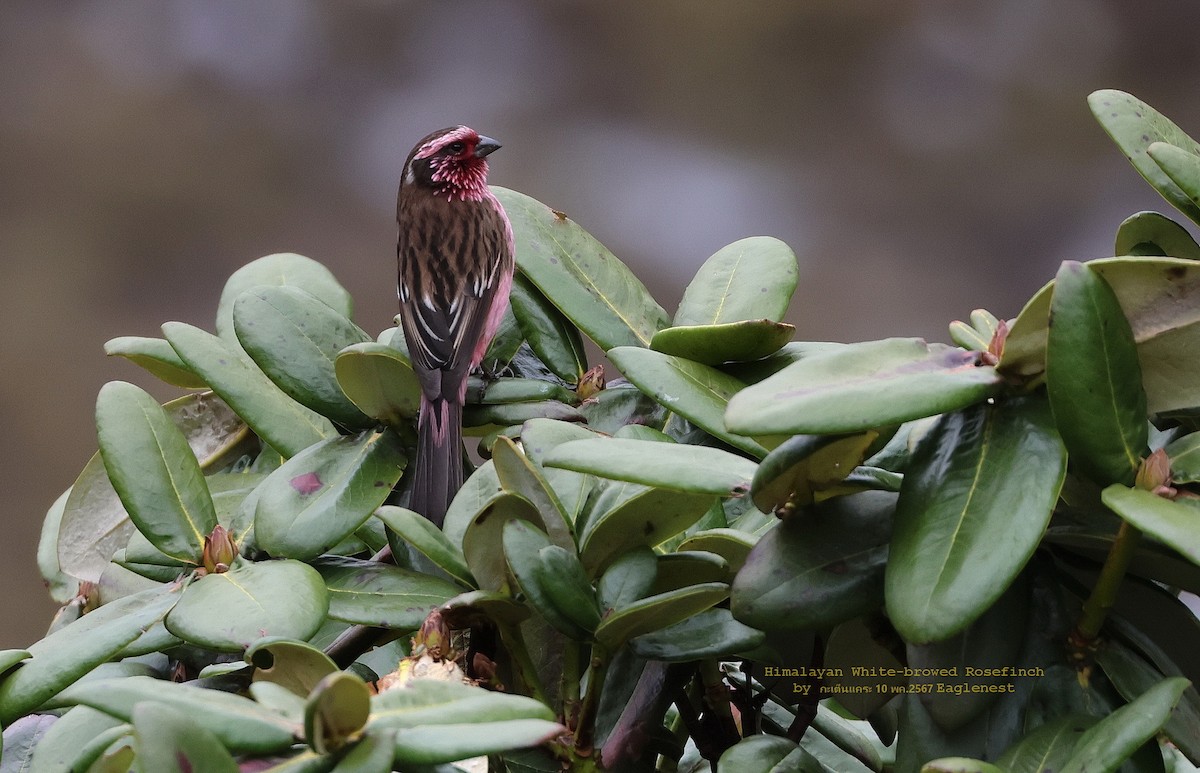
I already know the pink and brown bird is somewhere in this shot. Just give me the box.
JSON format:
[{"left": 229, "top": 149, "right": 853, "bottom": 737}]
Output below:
[{"left": 396, "top": 126, "right": 515, "bottom": 526}]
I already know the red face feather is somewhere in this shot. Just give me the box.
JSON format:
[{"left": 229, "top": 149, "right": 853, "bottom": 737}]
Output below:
[{"left": 396, "top": 125, "right": 515, "bottom": 525}]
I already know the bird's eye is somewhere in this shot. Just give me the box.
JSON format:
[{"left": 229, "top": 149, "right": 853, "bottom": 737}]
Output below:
[{"left": 446, "top": 141, "right": 466, "bottom": 154}]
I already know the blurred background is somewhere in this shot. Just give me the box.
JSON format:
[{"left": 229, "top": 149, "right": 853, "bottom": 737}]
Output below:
[{"left": 4, "top": 1, "right": 1200, "bottom": 647}]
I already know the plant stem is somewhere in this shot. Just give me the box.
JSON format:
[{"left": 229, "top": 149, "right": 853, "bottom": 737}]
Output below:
[
  {"left": 1072, "top": 520, "right": 1141, "bottom": 648},
  {"left": 573, "top": 645, "right": 611, "bottom": 756},
  {"left": 561, "top": 640, "right": 583, "bottom": 731}
]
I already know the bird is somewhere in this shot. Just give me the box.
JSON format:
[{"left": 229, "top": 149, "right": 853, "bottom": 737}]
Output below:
[{"left": 396, "top": 126, "right": 515, "bottom": 526}]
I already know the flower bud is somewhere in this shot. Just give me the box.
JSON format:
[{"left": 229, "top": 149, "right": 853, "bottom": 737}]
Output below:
[
  {"left": 577, "top": 365, "right": 606, "bottom": 401},
  {"left": 1135, "top": 448, "right": 1173, "bottom": 495},
  {"left": 413, "top": 609, "right": 451, "bottom": 661},
  {"left": 202, "top": 525, "right": 238, "bottom": 574}
]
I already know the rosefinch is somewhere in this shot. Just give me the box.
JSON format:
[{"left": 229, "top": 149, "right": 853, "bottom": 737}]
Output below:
[{"left": 396, "top": 126, "right": 514, "bottom": 525}]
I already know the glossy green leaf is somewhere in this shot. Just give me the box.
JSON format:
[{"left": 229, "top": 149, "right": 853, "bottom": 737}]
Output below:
[
  {"left": 28, "top": 706, "right": 127, "bottom": 773},
  {"left": 995, "top": 713, "right": 1095, "bottom": 773},
  {"left": 652, "top": 551, "right": 730, "bottom": 594},
  {"left": 1150, "top": 141, "right": 1200, "bottom": 224},
  {"left": 677, "top": 528, "right": 756, "bottom": 572},
  {"left": 468, "top": 377, "right": 578, "bottom": 406},
  {"left": 502, "top": 519, "right": 591, "bottom": 640},
  {"left": 1166, "top": 430, "right": 1200, "bottom": 482},
  {"left": 374, "top": 505, "right": 474, "bottom": 587},
  {"left": 483, "top": 303, "right": 525, "bottom": 368},
  {"left": 58, "top": 453, "right": 135, "bottom": 585},
  {"left": 392, "top": 719, "right": 563, "bottom": 766},
  {"left": 886, "top": 396, "right": 1065, "bottom": 643},
  {"left": 245, "top": 638, "right": 337, "bottom": 697},
  {"left": 216, "top": 253, "right": 353, "bottom": 346},
  {"left": 949, "top": 321, "right": 990, "bottom": 352},
  {"left": 596, "top": 547, "right": 657, "bottom": 612},
  {"left": 651, "top": 320, "right": 795, "bottom": 365},
  {"left": 718, "top": 735, "right": 823, "bottom": 772},
  {"left": 1002, "top": 257, "right": 1200, "bottom": 415},
  {"left": 1096, "top": 637, "right": 1200, "bottom": 764},
  {"left": 732, "top": 490, "right": 895, "bottom": 631},
  {"left": 313, "top": 556, "right": 461, "bottom": 629},
  {"left": 165, "top": 559, "right": 328, "bottom": 651},
  {"left": 1114, "top": 211, "right": 1200, "bottom": 258},
  {"left": 332, "top": 729, "right": 394, "bottom": 772},
  {"left": 675, "top": 237, "right": 799, "bottom": 326},
  {"left": 534, "top": 544, "right": 601, "bottom": 634},
  {"left": 751, "top": 432, "right": 879, "bottom": 512},
  {"left": 442, "top": 459, "right": 503, "bottom": 551},
  {"left": 578, "top": 383, "right": 667, "bottom": 434},
  {"left": 608, "top": 346, "right": 766, "bottom": 456},
  {"left": 509, "top": 273, "right": 588, "bottom": 381},
  {"left": 59, "top": 675, "right": 298, "bottom": 754},
  {"left": 234, "top": 285, "right": 373, "bottom": 428},
  {"left": 579, "top": 483, "right": 715, "bottom": 577},
  {"left": 334, "top": 342, "right": 422, "bottom": 426},
  {"left": 96, "top": 381, "right": 217, "bottom": 563},
  {"left": 519, "top": 418, "right": 598, "bottom": 522},
  {"left": 823, "top": 618, "right": 906, "bottom": 718},
  {"left": 494, "top": 187, "right": 669, "bottom": 350},
  {"left": 1102, "top": 485, "right": 1200, "bottom": 566},
  {"left": 920, "top": 759, "right": 1004, "bottom": 773},
  {"left": 0, "top": 584, "right": 178, "bottom": 725},
  {"left": 132, "top": 702, "right": 238, "bottom": 773},
  {"left": 104, "top": 335, "right": 208, "bottom": 388},
  {"left": 594, "top": 581, "right": 729, "bottom": 650},
  {"left": 305, "top": 671, "right": 370, "bottom": 754},
  {"left": 1089, "top": 90, "right": 1200, "bottom": 224},
  {"left": 1046, "top": 261, "right": 1147, "bottom": 486},
  {"left": 37, "top": 489, "right": 80, "bottom": 603},
  {"left": 440, "top": 589, "right": 531, "bottom": 627},
  {"left": 164, "top": 321, "right": 336, "bottom": 457},
  {"left": 544, "top": 437, "right": 756, "bottom": 497},
  {"left": 491, "top": 436, "right": 574, "bottom": 551},
  {"left": 630, "top": 608, "right": 764, "bottom": 662},
  {"left": 726, "top": 338, "right": 1002, "bottom": 436},
  {"left": 1060, "top": 677, "right": 1189, "bottom": 773},
  {"left": 254, "top": 428, "right": 406, "bottom": 560}
]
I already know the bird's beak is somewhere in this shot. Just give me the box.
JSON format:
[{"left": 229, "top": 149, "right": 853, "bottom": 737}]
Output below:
[{"left": 475, "top": 136, "right": 501, "bottom": 158}]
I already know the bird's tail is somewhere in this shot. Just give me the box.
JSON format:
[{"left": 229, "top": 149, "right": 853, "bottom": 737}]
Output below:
[{"left": 409, "top": 395, "right": 464, "bottom": 527}]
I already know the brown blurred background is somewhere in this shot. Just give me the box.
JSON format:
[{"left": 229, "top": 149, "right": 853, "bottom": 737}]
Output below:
[{"left": 3, "top": 1, "right": 1200, "bottom": 648}]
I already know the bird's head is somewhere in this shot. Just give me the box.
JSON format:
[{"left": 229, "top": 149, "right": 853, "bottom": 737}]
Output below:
[{"left": 402, "top": 125, "right": 501, "bottom": 202}]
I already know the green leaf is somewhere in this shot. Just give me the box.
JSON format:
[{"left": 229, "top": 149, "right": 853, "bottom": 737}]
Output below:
[
  {"left": 59, "top": 675, "right": 298, "bottom": 754},
  {"left": 1060, "top": 677, "right": 1189, "bottom": 773},
  {"left": 995, "top": 713, "right": 1096, "bottom": 773},
  {"left": 442, "top": 459, "right": 503, "bottom": 551},
  {"left": 519, "top": 418, "right": 598, "bottom": 523},
  {"left": 718, "top": 735, "right": 823, "bottom": 772},
  {"left": 491, "top": 436, "right": 574, "bottom": 551},
  {"left": 28, "top": 706, "right": 127, "bottom": 773},
  {"left": 245, "top": 638, "right": 337, "bottom": 697},
  {"left": 608, "top": 346, "right": 766, "bottom": 456},
  {"left": 1101, "top": 485, "right": 1200, "bottom": 567},
  {"left": 677, "top": 529, "right": 756, "bottom": 573},
  {"left": 314, "top": 556, "right": 461, "bottom": 629},
  {"left": 0, "top": 585, "right": 179, "bottom": 725},
  {"left": 1149, "top": 142, "right": 1200, "bottom": 225},
  {"left": 104, "top": 336, "right": 208, "bottom": 388},
  {"left": 96, "top": 381, "right": 217, "bottom": 563},
  {"left": 509, "top": 273, "right": 588, "bottom": 381},
  {"left": 216, "top": 253, "right": 353, "bottom": 347},
  {"left": 164, "top": 321, "right": 336, "bottom": 457},
  {"left": 0, "top": 714, "right": 58, "bottom": 773},
  {"left": 234, "top": 285, "right": 374, "bottom": 428},
  {"left": 493, "top": 187, "right": 669, "bottom": 350},
  {"left": 579, "top": 484, "right": 715, "bottom": 577},
  {"left": 1096, "top": 637, "right": 1200, "bottom": 764},
  {"left": 675, "top": 237, "right": 799, "bottom": 326},
  {"left": 725, "top": 338, "right": 1002, "bottom": 436},
  {"left": 1166, "top": 430, "right": 1200, "bottom": 483},
  {"left": 543, "top": 437, "right": 757, "bottom": 496},
  {"left": 373, "top": 505, "right": 475, "bottom": 587},
  {"left": 1089, "top": 90, "right": 1200, "bottom": 225},
  {"left": 468, "top": 377, "right": 578, "bottom": 406},
  {"left": 165, "top": 559, "right": 329, "bottom": 651},
  {"left": 1114, "top": 211, "right": 1200, "bottom": 258},
  {"left": 651, "top": 320, "right": 795, "bottom": 366},
  {"left": 304, "top": 671, "right": 370, "bottom": 754},
  {"left": 732, "top": 490, "right": 894, "bottom": 631},
  {"left": 652, "top": 551, "right": 730, "bottom": 594},
  {"left": 334, "top": 342, "right": 422, "bottom": 427},
  {"left": 534, "top": 544, "right": 601, "bottom": 634},
  {"left": 885, "top": 396, "right": 1066, "bottom": 643},
  {"left": 331, "top": 730, "right": 394, "bottom": 773},
  {"left": 630, "top": 608, "right": 764, "bottom": 662},
  {"left": 132, "top": 702, "right": 238, "bottom": 773},
  {"left": 37, "top": 489, "right": 80, "bottom": 603},
  {"left": 578, "top": 383, "right": 667, "bottom": 435},
  {"left": 254, "top": 429, "right": 406, "bottom": 560},
  {"left": 921, "top": 759, "right": 1004, "bottom": 773},
  {"left": 502, "top": 519, "right": 591, "bottom": 640},
  {"left": 594, "top": 582, "right": 729, "bottom": 650},
  {"left": 751, "top": 432, "right": 879, "bottom": 512},
  {"left": 596, "top": 547, "right": 657, "bottom": 612},
  {"left": 1046, "top": 261, "right": 1148, "bottom": 486}
]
